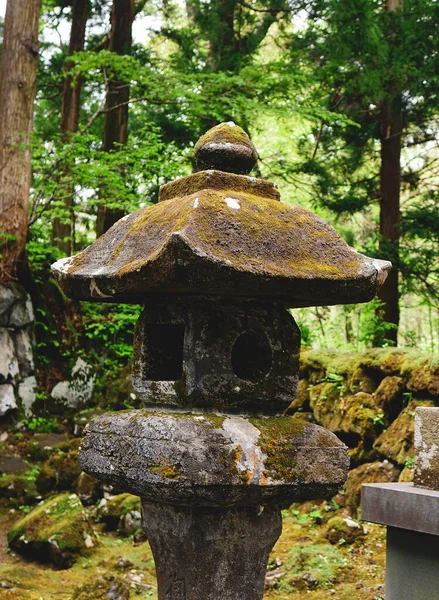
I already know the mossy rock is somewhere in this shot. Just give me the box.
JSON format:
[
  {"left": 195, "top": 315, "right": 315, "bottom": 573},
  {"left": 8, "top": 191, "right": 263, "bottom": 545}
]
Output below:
[
  {"left": 72, "top": 572, "right": 130, "bottom": 600},
  {"left": 287, "top": 378, "right": 310, "bottom": 413},
  {"left": 284, "top": 542, "right": 345, "bottom": 590},
  {"left": 374, "top": 376, "right": 406, "bottom": 422},
  {"left": 339, "top": 460, "right": 400, "bottom": 517},
  {"left": 399, "top": 465, "right": 414, "bottom": 482},
  {"left": 8, "top": 493, "right": 97, "bottom": 568},
  {"left": 0, "top": 471, "right": 38, "bottom": 509},
  {"left": 326, "top": 516, "right": 365, "bottom": 544},
  {"left": 310, "top": 387, "right": 384, "bottom": 449},
  {"left": 73, "top": 407, "right": 107, "bottom": 436},
  {"left": 407, "top": 362, "right": 439, "bottom": 396},
  {"left": 373, "top": 400, "right": 435, "bottom": 465},
  {"left": 96, "top": 493, "right": 141, "bottom": 534},
  {"left": 24, "top": 433, "right": 68, "bottom": 461},
  {"left": 76, "top": 471, "right": 103, "bottom": 506},
  {"left": 348, "top": 368, "right": 378, "bottom": 395},
  {"left": 36, "top": 438, "right": 82, "bottom": 496}
]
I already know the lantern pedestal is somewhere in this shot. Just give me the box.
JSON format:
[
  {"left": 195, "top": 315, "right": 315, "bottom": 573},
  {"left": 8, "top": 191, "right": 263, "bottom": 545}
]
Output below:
[{"left": 142, "top": 502, "right": 281, "bottom": 600}]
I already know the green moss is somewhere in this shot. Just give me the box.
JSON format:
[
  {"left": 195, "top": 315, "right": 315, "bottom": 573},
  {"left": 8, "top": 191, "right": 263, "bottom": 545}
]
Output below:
[
  {"left": 199, "top": 122, "right": 250, "bottom": 144},
  {"left": 150, "top": 464, "right": 181, "bottom": 479},
  {"left": 281, "top": 542, "right": 347, "bottom": 591},
  {"left": 57, "top": 180, "right": 372, "bottom": 291},
  {"left": 8, "top": 493, "right": 96, "bottom": 567},
  {"left": 251, "top": 416, "right": 307, "bottom": 483}
]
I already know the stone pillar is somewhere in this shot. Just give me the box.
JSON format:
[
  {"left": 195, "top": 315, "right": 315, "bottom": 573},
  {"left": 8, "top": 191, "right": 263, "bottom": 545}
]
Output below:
[
  {"left": 142, "top": 503, "right": 282, "bottom": 600},
  {"left": 362, "top": 407, "right": 439, "bottom": 600}
]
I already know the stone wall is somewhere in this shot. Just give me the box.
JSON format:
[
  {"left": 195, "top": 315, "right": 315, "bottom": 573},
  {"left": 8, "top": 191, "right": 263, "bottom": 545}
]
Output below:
[
  {"left": 293, "top": 347, "right": 439, "bottom": 514},
  {"left": 0, "top": 284, "right": 37, "bottom": 419}
]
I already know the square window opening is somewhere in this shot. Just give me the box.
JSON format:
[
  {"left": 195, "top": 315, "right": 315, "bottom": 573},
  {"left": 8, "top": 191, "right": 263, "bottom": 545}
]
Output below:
[{"left": 143, "top": 323, "right": 185, "bottom": 381}]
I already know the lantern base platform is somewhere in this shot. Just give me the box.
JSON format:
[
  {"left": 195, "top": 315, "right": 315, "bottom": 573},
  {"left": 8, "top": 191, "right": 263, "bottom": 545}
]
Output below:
[{"left": 141, "top": 501, "right": 282, "bottom": 600}]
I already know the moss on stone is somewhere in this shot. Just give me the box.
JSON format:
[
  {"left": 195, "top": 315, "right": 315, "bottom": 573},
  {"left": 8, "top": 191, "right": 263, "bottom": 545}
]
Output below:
[
  {"left": 326, "top": 516, "right": 365, "bottom": 544},
  {"left": 373, "top": 399, "right": 435, "bottom": 465},
  {"left": 72, "top": 572, "right": 130, "bottom": 600},
  {"left": 251, "top": 416, "right": 307, "bottom": 483},
  {"left": 8, "top": 493, "right": 96, "bottom": 568}
]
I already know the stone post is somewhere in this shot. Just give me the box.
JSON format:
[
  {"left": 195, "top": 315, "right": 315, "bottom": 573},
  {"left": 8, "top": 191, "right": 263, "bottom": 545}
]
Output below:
[{"left": 362, "top": 407, "right": 439, "bottom": 600}]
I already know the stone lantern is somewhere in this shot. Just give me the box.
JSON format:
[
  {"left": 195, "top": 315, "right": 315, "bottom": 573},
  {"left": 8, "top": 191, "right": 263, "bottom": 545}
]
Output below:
[{"left": 52, "top": 122, "right": 391, "bottom": 600}]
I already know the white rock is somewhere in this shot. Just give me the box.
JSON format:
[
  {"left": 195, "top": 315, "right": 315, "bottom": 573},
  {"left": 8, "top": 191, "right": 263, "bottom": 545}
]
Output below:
[
  {"left": 0, "top": 384, "right": 17, "bottom": 416},
  {"left": 13, "top": 329, "right": 34, "bottom": 376},
  {"left": 18, "top": 376, "right": 38, "bottom": 417},
  {"left": 0, "top": 328, "right": 19, "bottom": 382},
  {"left": 51, "top": 358, "right": 95, "bottom": 408},
  {"left": 9, "top": 296, "right": 34, "bottom": 328},
  {"left": 0, "top": 285, "right": 16, "bottom": 319}
]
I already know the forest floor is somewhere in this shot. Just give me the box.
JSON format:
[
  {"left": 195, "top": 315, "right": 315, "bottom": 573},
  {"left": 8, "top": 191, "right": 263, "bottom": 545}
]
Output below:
[{"left": 0, "top": 501, "right": 386, "bottom": 600}]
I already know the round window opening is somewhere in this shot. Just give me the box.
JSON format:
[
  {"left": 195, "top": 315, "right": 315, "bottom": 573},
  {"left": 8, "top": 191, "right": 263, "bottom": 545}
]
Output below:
[{"left": 231, "top": 332, "right": 272, "bottom": 381}]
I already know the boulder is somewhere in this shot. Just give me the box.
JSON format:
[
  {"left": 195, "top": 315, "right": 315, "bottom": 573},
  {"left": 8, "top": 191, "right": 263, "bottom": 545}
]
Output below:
[
  {"left": 0, "top": 384, "right": 17, "bottom": 417},
  {"left": 51, "top": 358, "right": 95, "bottom": 409},
  {"left": 339, "top": 460, "right": 400, "bottom": 517},
  {"left": 36, "top": 439, "right": 82, "bottom": 495},
  {"left": 373, "top": 400, "right": 435, "bottom": 466},
  {"left": 76, "top": 471, "right": 103, "bottom": 506},
  {"left": 72, "top": 572, "right": 130, "bottom": 600},
  {"left": 407, "top": 362, "right": 439, "bottom": 396},
  {"left": 13, "top": 329, "right": 35, "bottom": 377},
  {"left": 287, "top": 378, "right": 310, "bottom": 413},
  {"left": 73, "top": 407, "right": 106, "bottom": 437},
  {"left": 326, "top": 515, "right": 365, "bottom": 544},
  {"left": 0, "top": 472, "right": 39, "bottom": 508},
  {"left": 8, "top": 493, "right": 97, "bottom": 568},
  {"left": 17, "top": 376, "right": 37, "bottom": 417},
  {"left": 398, "top": 465, "right": 414, "bottom": 482},
  {"left": 9, "top": 296, "right": 34, "bottom": 328},
  {"left": 0, "top": 330, "right": 19, "bottom": 383},
  {"left": 348, "top": 368, "right": 378, "bottom": 395},
  {"left": 310, "top": 386, "right": 384, "bottom": 448},
  {"left": 0, "top": 285, "right": 17, "bottom": 324},
  {"left": 25, "top": 432, "right": 68, "bottom": 461},
  {"left": 96, "top": 493, "right": 141, "bottom": 535},
  {"left": 374, "top": 376, "right": 406, "bottom": 422},
  {"left": 0, "top": 455, "right": 29, "bottom": 475}
]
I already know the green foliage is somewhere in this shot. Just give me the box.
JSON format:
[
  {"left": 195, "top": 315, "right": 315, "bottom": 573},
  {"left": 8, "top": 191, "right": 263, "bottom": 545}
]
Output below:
[{"left": 22, "top": 417, "right": 59, "bottom": 433}]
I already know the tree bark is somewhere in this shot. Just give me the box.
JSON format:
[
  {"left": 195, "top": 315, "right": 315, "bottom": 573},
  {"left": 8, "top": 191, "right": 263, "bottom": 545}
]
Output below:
[
  {"left": 378, "top": 97, "right": 402, "bottom": 344},
  {"left": 96, "top": 0, "right": 134, "bottom": 238},
  {"left": 51, "top": 0, "right": 90, "bottom": 255},
  {"left": 377, "top": 0, "right": 402, "bottom": 345},
  {"left": 0, "top": 0, "right": 41, "bottom": 282}
]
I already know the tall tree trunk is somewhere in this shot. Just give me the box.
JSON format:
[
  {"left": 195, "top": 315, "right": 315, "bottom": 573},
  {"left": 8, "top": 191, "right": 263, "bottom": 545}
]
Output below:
[
  {"left": 0, "top": 0, "right": 41, "bottom": 282},
  {"left": 51, "top": 0, "right": 89, "bottom": 255},
  {"left": 377, "top": 0, "right": 402, "bottom": 345},
  {"left": 96, "top": 0, "right": 134, "bottom": 238}
]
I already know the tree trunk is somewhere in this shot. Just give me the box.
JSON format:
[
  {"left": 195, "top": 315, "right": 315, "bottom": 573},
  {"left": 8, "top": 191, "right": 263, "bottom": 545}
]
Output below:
[
  {"left": 377, "top": 0, "right": 402, "bottom": 345},
  {"left": 0, "top": 0, "right": 41, "bottom": 282},
  {"left": 96, "top": 0, "right": 134, "bottom": 238},
  {"left": 51, "top": 0, "right": 90, "bottom": 255}
]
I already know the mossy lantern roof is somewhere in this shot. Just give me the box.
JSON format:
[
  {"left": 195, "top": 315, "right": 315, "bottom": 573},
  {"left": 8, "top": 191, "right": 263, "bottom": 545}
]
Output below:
[{"left": 52, "top": 122, "right": 391, "bottom": 307}]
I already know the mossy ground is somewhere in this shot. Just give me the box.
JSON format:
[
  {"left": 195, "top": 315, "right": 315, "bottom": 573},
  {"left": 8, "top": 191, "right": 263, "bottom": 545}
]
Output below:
[{"left": 0, "top": 501, "right": 386, "bottom": 600}]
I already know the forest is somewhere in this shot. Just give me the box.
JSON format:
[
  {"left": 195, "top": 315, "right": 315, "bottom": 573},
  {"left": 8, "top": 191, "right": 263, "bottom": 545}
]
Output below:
[{"left": 0, "top": 0, "right": 439, "bottom": 598}]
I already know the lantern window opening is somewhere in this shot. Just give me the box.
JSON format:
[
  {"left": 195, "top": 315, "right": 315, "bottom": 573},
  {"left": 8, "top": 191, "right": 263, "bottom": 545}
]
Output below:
[{"left": 231, "top": 331, "right": 272, "bottom": 382}]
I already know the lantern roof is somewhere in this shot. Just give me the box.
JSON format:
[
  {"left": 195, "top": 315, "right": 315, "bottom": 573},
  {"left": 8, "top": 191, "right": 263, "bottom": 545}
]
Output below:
[{"left": 52, "top": 122, "right": 390, "bottom": 307}]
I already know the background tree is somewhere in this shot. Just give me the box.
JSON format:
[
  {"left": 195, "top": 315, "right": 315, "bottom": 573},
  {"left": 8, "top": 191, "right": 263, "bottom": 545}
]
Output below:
[
  {"left": 0, "top": 0, "right": 42, "bottom": 281},
  {"left": 96, "top": 0, "right": 135, "bottom": 237},
  {"left": 287, "top": 0, "right": 439, "bottom": 344},
  {"left": 51, "top": 0, "right": 90, "bottom": 254}
]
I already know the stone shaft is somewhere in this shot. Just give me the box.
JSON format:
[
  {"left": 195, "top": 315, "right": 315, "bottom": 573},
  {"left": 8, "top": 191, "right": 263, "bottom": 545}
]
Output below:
[
  {"left": 141, "top": 501, "right": 282, "bottom": 600},
  {"left": 414, "top": 407, "right": 439, "bottom": 490}
]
